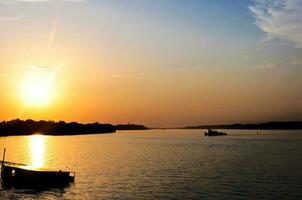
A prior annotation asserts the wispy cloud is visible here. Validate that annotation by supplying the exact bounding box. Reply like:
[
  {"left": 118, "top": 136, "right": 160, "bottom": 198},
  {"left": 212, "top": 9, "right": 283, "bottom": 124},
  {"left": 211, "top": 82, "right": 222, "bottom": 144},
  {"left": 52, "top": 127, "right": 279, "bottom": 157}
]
[
  {"left": 0, "top": 15, "right": 30, "bottom": 21},
  {"left": 0, "top": 73, "right": 8, "bottom": 78},
  {"left": 13, "top": 0, "right": 86, "bottom": 2},
  {"left": 14, "top": 0, "right": 50, "bottom": 2},
  {"left": 249, "top": 0, "right": 302, "bottom": 48},
  {"left": 112, "top": 73, "right": 145, "bottom": 78},
  {"left": 247, "top": 59, "right": 302, "bottom": 70},
  {"left": 32, "top": 65, "right": 50, "bottom": 70},
  {"left": 0, "top": 0, "right": 86, "bottom": 2},
  {"left": 291, "top": 60, "right": 301, "bottom": 65},
  {"left": 248, "top": 62, "right": 276, "bottom": 70}
]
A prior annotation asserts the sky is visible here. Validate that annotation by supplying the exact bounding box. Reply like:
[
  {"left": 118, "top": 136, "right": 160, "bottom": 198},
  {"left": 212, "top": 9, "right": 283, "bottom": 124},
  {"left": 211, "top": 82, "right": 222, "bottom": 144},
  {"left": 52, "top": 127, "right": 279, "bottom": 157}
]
[{"left": 0, "top": 0, "right": 301, "bottom": 127}]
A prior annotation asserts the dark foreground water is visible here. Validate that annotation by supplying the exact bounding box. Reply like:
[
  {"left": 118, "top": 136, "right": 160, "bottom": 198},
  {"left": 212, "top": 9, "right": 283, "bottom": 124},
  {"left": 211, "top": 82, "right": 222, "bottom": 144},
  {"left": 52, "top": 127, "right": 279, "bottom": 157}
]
[{"left": 0, "top": 129, "right": 301, "bottom": 199}]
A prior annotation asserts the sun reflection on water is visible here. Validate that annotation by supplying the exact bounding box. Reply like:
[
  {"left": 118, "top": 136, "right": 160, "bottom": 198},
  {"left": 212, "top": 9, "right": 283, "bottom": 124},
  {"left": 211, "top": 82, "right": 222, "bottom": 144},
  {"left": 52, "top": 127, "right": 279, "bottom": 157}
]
[{"left": 29, "top": 134, "right": 45, "bottom": 168}]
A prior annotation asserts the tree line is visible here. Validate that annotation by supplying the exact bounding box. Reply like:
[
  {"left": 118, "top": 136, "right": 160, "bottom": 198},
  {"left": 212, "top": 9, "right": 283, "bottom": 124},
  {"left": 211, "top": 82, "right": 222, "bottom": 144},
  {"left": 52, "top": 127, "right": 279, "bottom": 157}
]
[{"left": 0, "top": 119, "right": 116, "bottom": 136}]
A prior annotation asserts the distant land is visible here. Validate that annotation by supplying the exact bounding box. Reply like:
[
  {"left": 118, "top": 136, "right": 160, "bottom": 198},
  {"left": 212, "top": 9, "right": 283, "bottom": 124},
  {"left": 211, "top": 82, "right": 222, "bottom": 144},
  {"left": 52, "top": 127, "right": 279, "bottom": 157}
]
[
  {"left": 0, "top": 119, "right": 115, "bottom": 136},
  {"left": 115, "top": 123, "right": 149, "bottom": 130},
  {"left": 184, "top": 121, "right": 302, "bottom": 130},
  {"left": 0, "top": 119, "right": 151, "bottom": 136},
  {"left": 1, "top": 119, "right": 301, "bottom": 136}
]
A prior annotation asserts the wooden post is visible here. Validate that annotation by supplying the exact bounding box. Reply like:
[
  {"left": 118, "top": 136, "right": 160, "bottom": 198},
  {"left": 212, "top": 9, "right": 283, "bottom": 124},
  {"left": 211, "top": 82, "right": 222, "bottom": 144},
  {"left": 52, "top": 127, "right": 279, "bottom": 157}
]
[
  {"left": 1, "top": 148, "right": 6, "bottom": 178},
  {"left": 2, "top": 148, "right": 6, "bottom": 162}
]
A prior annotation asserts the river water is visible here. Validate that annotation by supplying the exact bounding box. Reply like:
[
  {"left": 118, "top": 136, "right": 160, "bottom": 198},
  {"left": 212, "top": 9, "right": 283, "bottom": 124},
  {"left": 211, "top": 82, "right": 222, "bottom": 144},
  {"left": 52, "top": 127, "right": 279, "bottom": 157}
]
[{"left": 0, "top": 129, "right": 301, "bottom": 199}]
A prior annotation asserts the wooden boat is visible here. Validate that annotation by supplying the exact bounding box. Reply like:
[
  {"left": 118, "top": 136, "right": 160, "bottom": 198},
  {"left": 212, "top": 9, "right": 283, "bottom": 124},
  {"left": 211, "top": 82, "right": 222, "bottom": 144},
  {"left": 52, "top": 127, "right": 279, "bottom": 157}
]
[
  {"left": 1, "top": 149, "right": 75, "bottom": 188},
  {"left": 204, "top": 129, "right": 227, "bottom": 136}
]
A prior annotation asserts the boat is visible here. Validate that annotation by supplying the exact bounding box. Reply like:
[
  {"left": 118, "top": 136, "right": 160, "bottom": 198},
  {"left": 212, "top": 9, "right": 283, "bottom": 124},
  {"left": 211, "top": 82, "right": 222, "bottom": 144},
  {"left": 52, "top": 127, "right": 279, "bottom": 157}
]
[
  {"left": 1, "top": 149, "right": 75, "bottom": 188},
  {"left": 204, "top": 129, "right": 227, "bottom": 136}
]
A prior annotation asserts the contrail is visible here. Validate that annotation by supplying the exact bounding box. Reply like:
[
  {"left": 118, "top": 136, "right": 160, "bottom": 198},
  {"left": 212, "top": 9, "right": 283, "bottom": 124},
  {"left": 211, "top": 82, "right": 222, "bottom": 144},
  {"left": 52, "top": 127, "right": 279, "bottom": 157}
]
[
  {"left": 0, "top": 15, "right": 30, "bottom": 21},
  {"left": 46, "top": 14, "right": 59, "bottom": 58},
  {"left": 46, "top": 0, "right": 62, "bottom": 59}
]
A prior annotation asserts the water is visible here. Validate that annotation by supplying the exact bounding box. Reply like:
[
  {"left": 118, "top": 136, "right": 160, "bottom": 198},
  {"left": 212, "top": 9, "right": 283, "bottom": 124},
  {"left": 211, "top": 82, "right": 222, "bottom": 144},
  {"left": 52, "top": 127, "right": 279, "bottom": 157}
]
[{"left": 0, "top": 129, "right": 301, "bottom": 199}]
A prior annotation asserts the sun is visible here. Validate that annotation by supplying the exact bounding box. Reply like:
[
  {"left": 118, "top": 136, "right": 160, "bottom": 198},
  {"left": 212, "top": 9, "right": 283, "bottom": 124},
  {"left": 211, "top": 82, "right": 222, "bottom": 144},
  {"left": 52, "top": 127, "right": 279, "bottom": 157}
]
[{"left": 20, "top": 68, "right": 56, "bottom": 107}]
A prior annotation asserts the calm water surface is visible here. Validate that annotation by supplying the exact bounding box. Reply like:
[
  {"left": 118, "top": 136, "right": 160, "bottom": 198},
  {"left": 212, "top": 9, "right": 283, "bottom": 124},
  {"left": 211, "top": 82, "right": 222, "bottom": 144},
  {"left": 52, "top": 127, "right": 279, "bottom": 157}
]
[{"left": 0, "top": 129, "right": 301, "bottom": 199}]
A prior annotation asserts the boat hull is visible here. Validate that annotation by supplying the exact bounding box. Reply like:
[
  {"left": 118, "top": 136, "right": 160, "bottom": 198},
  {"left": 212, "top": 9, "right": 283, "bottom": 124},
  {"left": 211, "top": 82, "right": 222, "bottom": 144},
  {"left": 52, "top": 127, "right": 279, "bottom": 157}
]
[{"left": 1, "top": 165, "right": 74, "bottom": 188}]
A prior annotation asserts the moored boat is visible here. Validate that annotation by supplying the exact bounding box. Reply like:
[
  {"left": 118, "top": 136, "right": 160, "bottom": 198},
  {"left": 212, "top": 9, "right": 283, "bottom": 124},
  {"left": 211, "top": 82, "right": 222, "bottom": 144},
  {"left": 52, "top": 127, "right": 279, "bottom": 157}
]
[{"left": 1, "top": 149, "right": 75, "bottom": 188}]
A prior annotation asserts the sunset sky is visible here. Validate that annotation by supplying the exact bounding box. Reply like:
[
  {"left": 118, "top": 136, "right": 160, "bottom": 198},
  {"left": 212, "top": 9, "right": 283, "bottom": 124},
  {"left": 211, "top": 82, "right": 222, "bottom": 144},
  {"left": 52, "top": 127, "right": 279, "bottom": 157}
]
[{"left": 0, "top": 0, "right": 301, "bottom": 127}]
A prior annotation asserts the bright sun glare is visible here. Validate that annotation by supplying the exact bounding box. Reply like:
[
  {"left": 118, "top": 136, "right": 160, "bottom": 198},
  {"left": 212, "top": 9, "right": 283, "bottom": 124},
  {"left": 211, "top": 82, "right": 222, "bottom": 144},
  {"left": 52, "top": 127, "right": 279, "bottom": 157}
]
[
  {"left": 30, "top": 134, "right": 45, "bottom": 168},
  {"left": 20, "top": 67, "right": 56, "bottom": 107}
]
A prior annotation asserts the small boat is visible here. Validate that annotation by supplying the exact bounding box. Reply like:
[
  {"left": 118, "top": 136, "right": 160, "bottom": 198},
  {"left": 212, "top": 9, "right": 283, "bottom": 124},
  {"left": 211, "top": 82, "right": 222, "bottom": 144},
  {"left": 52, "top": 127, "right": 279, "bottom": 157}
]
[
  {"left": 1, "top": 149, "right": 75, "bottom": 188},
  {"left": 204, "top": 129, "right": 227, "bottom": 136}
]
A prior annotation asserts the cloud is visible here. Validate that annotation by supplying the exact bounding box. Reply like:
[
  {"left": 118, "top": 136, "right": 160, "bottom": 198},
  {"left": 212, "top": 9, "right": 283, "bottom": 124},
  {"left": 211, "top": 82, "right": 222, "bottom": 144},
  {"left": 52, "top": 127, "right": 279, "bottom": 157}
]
[
  {"left": 291, "top": 60, "right": 301, "bottom": 65},
  {"left": 0, "top": 15, "right": 30, "bottom": 21},
  {"left": 0, "top": 73, "right": 8, "bottom": 78},
  {"left": 112, "top": 73, "right": 145, "bottom": 78},
  {"left": 14, "top": 0, "right": 50, "bottom": 1},
  {"left": 0, "top": 0, "right": 86, "bottom": 2},
  {"left": 249, "top": 62, "right": 276, "bottom": 70},
  {"left": 14, "top": 0, "right": 86, "bottom": 2},
  {"left": 249, "top": 0, "right": 302, "bottom": 48},
  {"left": 32, "top": 65, "right": 50, "bottom": 70}
]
